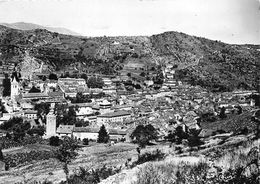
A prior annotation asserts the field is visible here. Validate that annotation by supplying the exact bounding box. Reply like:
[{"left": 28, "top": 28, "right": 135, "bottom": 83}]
[{"left": 0, "top": 143, "right": 140, "bottom": 184}]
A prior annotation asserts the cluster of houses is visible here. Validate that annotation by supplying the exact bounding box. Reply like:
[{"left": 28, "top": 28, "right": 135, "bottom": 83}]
[{"left": 0, "top": 62, "right": 259, "bottom": 142}]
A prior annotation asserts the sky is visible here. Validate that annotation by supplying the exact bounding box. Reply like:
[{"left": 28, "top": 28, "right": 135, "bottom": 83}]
[{"left": 0, "top": 0, "right": 259, "bottom": 44}]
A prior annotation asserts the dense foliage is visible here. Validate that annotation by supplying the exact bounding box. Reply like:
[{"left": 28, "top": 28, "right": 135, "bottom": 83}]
[
  {"left": 131, "top": 124, "right": 158, "bottom": 147},
  {"left": 97, "top": 125, "right": 109, "bottom": 143},
  {"left": 55, "top": 137, "right": 79, "bottom": 181}
]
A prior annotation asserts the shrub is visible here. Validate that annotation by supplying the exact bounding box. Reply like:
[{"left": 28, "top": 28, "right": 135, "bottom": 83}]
[
  {"left": 60, "top": 165, "right": 121, "bottom": 184},
  {"left": 133, "top": 149, "right": 165, "bottom": 166},
  {"left": 49, "top": 136, "right": 60, "bottom": 146},
  {"left": 82, "top": 138, "right": 89, "bottom": 145}
]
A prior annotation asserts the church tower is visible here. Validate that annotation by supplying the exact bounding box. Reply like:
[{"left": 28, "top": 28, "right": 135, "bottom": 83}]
[
  {"left": 46, "top": 103, "right": 57, "bottom": 138},
  {"left": 10, "top": 75, "right": 19, "bottom": 100}
]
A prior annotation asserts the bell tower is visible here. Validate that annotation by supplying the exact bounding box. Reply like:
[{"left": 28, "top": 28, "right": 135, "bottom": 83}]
[
  {"left": 46, "top": 103, "right": 57, "bottom": 138},
  {"left": 10, "top": 75, "right": 19, "bottom": 100}
]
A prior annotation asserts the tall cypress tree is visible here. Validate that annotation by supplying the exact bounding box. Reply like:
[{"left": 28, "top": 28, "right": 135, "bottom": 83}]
[
  {"left": 97, "top": 125, "right": 109, "bottom": 143},
  {"left": 0, "top": 148, "right": 4, "bottom": 161},
  {"left": 2, "top": 74, "right": 10, "bottom": 97}
]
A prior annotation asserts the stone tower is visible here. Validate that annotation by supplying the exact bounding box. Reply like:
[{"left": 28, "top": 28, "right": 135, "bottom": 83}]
[
  {"left": 10, "top": 75, "right": 19, "bottom": 100},
  {"left": 46, "top": 103, "right": 57, "bottom": 138}
]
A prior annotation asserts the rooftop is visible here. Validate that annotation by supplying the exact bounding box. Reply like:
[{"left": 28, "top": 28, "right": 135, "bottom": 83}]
[{"left": 98, "top": 110, "right": 131, "bottom": 118}]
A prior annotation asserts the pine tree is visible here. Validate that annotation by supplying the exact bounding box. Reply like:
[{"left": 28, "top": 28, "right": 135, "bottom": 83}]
[
  {"left": 219, "top": 107, "right": 227, "bottom": 119},
  {"left": 97, "top": 125, "right": 109, "bottom": 143}
]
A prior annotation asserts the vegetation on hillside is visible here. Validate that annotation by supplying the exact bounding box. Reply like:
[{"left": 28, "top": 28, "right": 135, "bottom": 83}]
[{"left": 0, "top": 26, "right": 259, "bottom": 92}]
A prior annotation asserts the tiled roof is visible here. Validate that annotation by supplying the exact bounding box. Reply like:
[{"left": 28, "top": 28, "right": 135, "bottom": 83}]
[
  {"left": 98, "top": 110, "right": 131, "bottom": 118},
  {"left": 24, "top": 110, "right": 37, "bottom": 114},
  {"left": 108, "top": 129, "right": 127, "bottom": 135},
  {"left": 73, "top": 127, "right": 99, "bottom": 133},
  {"left": 23, "top": 93, "right": 49, "bottom": 99}
]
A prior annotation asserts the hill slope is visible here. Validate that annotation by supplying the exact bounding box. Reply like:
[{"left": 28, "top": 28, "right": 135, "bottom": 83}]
[
  {"left": 0, "top": 26, "right": 259, "bottom": 92},
  {"left": 0, "top": 22, "right": 80, "bottom": 36}
]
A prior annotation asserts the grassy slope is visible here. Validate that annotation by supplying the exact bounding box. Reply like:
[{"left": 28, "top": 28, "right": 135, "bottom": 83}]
[{"left": 0, "top": 143, "right": 138, "bottom": 183}]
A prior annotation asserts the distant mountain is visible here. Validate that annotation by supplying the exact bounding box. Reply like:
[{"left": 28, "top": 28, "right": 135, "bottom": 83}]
[
  {"left": 0, "top": 22, "right": 80, "bottom": 36},
  {"left": 0, "top": 25, "right": 259, "bottom": 92}
]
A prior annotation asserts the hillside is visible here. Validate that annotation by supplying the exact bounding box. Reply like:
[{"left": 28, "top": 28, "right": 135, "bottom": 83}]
[
  {"left": 0, "top": 26, "right": 259, "bottom": 92},
  {"left": 0, "top": 22, "right": 80, "bottom": 36}
]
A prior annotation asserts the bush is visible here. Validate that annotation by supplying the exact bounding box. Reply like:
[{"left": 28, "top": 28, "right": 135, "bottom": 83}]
[
  {"left": 60, "top": 165, "right": 121, "bottom": 184},
  {"left": 49, "top": 136, "right": 60, "bottom": 146},
  {"left": 133, "top": 149, "right": 165, "bottom": 166},
  {"left": 82, "top": 138, "right": 89, "bottom": 145}
]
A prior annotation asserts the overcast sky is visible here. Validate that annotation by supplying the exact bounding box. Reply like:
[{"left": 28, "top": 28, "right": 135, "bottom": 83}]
[{"left": 0, "top": 0, "right": 259, "bottom": 44}]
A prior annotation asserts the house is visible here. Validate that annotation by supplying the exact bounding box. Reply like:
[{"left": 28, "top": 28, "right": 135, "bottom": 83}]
[
  {"left": 56, "top": 125, "right": 75, "bottom": 137},
  {"left": 24, "top": 110, "right": 38, "bottom": 120},
  {"left": 103, "top": 86, "right": 117, "bottom": 94},
  {"left": 58, "top": 78, "right": 86, "bottom": 86},
  {"left": 99, "top": 100, "right": 113, "bottom": 114},
  {"left": 97, "top": 110, "right": 131, "bottom": 127},
  {"left": 58, "top": 77, "right": 88, "bottom": 97},
  {"left": 108, "top": 128, "right": 127, "bottom": 142},
  {"left": 102, "top": 78, "right": 112, "bottom": 86},
  {"left": 72, "top": 127, "right": 99, "bottom": 141},
  {"left": 72, "top": 127, "right": 128, "bottom": 142}
]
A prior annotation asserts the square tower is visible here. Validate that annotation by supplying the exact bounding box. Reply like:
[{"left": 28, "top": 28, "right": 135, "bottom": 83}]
[{"left": 46, "top": 103, "right": 57, "bottom": 138}]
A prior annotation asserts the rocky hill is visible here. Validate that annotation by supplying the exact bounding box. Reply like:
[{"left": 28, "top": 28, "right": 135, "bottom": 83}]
[{"left": 0, "top": 25, "right": 259, "bottom": 92}]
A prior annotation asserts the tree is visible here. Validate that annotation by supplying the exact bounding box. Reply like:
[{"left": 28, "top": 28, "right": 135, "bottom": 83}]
[
  {"left": 56, "top": 137, "right": 79, "bottom": 182},
  {"left": 235, "top": 105, "right": 243, "bottom": 114},
  {"left": 75, "top": 120, "right": 89, "bottom": 127},
  {"left": 166, "top": 130, "right": 176, "bottom": 146},
  {"left": 187, "top": 128, "right": 203, "bottom": 148},
  {"left": 80, "top": 73, "right": 88, "bottom": 82},
  {"left": 87, "top": 77, "right": 104, "bottom": 88},
  {"left": 2, "top": 74, "right": 10, "bottom": 97},
  {"left": 140, "top": 72, "right": 145, "bottom": 77},
  {"left": 49, "top": 73, "right": 58, "bottom": 80},
  {"left": 0, "top": 117, "right": 23, "bottom": 130},
  {"left": 55, "top": 104, "right": 78, "bottom": 127},
  {"left": 219, "top": 107, "right": 227, "bottom": 119},
  {"left": 97, "top": 125, "right": 109, "bottom": 143},
  {"left": 130, "top": 124, "right": 158, "bottom": 148},
  {"left": 12, "top": 121, "right": 31, "bottom": 141},
  {"left": 83, "top": 138, "right": 89, "bottom": 145},
  {"left": 175, "top": 126, "right": 188, "bottom": 144},
  {"left": 0, "top": 148, "right": 3, "bottom": 161},
  {"left": 35, "top": 102, "right": 50, "bottom": 123},
  {"left": 27, "top": 126, "right": 45, "bottom": 136},
  {"left": 49, "top": 136, "right": 60, "bottom": 146}
]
